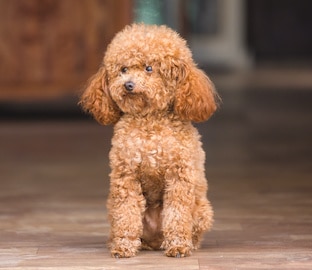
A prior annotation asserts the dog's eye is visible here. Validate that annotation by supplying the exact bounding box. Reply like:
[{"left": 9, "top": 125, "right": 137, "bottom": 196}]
[
  {"left": 145, "top": 66, "right": 153, "bottom": 73},
  {"left": 121, "top": 67, "right": 128, "bottom": 73}
]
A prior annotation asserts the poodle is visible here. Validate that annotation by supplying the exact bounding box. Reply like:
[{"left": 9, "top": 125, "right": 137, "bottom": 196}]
[{"left": 80, "top": 23, "right": 219, "bottom": 258}]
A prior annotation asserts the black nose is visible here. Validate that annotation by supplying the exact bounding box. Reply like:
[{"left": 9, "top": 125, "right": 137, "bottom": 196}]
[{"left": 124, "top": 81, "right": 135, "bottom": 91}]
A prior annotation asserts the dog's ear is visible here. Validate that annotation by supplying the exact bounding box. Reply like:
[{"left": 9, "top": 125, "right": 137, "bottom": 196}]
[
  {"left": 79, "top": 67, "right": 122, "bottom": 125},
  {"left": 174, "top": 63, "right": 219, "bottom": 122}
]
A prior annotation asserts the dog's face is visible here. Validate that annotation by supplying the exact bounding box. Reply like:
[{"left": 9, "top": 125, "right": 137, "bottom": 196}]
[
  {"left": 80, "top": 24, "right": 218, "bottom": 125},
  {"left": 103, "top": 24, "right": 191, "bottom": 117},
  {"left": 107, "top": 61, "right": 174, "bottom": 116}
]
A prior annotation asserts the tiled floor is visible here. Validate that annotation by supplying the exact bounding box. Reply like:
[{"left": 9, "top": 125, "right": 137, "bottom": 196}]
[{"left": 1, "top": 72, "right": 312, "bottom": 269}]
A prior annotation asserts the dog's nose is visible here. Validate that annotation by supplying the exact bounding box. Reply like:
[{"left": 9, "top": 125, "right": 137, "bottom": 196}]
[{"left": 124, "top": 81, "right": 135, "bottom": 91}]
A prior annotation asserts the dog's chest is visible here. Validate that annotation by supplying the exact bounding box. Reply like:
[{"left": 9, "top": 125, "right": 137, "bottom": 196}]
[
  {"left": 121, "top": 126, "right": 175, "bottom": 168},
  {"left": 112, "top": 118, "right": 191, "bottom": 171}
]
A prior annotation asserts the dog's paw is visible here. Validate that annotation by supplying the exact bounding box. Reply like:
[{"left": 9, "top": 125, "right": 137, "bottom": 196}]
[
  {"left": 111, "top": 249, "right": 136, "bottom": 258},
  {"left": 165, "top": 245, "right": 192, "bottom": 258},
  {"left": 161, "top": 238, "right": 193, "bottom": 257},
  {"left": 110, "top": 237, "right": 141, "bottom": 258}
]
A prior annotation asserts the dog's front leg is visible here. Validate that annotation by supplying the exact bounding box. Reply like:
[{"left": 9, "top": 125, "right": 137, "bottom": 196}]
[
  {"left": 161, "top": 166, "right": 195, "bottom": 257},
  {"left": 107, "top": 170, "right": 145, "bottom": 258}
]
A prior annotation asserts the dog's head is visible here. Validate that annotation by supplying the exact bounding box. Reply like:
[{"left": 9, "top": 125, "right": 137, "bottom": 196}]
[{"left": 80, "top": 24, "right": 219, "bottom": 125}]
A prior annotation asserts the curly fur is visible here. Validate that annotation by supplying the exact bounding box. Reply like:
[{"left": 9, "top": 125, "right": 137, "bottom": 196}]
[{"left": 80, "top": 24, "right": 219, "bottom": 258}]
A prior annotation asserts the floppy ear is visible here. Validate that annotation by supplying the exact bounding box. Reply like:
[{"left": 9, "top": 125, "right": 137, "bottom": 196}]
[
  {"left": 79, "top": 67, "right": 122, "bottom": 125},
  {"left": 174, "top": 64, "right": 219, "bottom": 122}
]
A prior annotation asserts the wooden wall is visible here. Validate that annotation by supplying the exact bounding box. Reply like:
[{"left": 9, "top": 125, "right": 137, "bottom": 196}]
[{"left": 0, "top": 0, "right": 132, "bottom": 101}]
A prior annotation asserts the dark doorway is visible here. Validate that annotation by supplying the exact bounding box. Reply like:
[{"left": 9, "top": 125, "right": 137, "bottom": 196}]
[{"left": 247, "top": 0, "right": 312, "bottom": 62}]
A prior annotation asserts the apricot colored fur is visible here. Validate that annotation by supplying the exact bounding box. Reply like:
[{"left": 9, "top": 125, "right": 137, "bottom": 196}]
[{"left": 80, "top": 24, "right": 219, "bottom": 258}]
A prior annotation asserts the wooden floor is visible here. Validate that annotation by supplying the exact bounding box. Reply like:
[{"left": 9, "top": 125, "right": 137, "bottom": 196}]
[{"left": 1, "top": 71, "right": 312, "bottom": 269}]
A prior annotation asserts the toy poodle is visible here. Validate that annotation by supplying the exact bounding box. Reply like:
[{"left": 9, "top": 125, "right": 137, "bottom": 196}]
[{"left": 80, "top": 23, "right": 219, "bottom": 258}]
